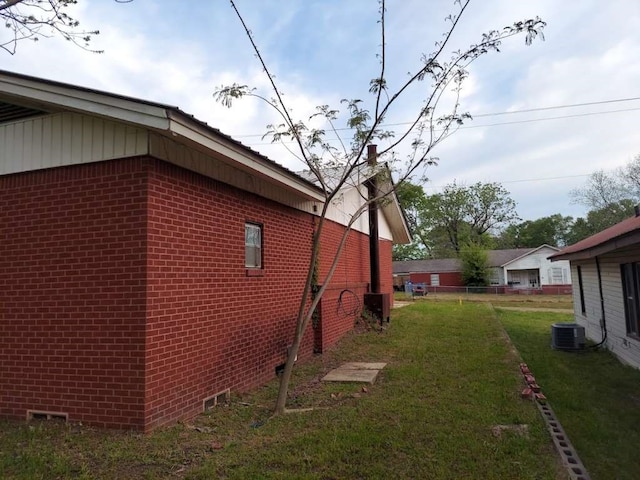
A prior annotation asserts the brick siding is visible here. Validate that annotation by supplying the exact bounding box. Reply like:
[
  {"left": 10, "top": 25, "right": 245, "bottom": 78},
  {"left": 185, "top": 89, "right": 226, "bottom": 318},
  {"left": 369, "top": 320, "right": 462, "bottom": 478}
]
[
  {"left": 1, "top": 157, "right": 394, "bottom": 431},
  {"left": 0, "top": 159, "right": 148, "bottom": 429},
  {"left": 143, "top": 160, "right": 315, "bottom": 430},
  {"left": 314, "top": 220, "right": 393, "bottom": 352},
  {"left": 410, "top": 272, "right": 464, "bottom": 286}
]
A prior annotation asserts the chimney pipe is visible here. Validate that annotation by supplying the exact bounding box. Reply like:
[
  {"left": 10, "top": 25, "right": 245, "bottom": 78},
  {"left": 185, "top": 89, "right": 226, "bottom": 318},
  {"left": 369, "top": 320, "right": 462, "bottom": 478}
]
[{"left": 367, "top": 144, "right": 380, "bottom": 293}]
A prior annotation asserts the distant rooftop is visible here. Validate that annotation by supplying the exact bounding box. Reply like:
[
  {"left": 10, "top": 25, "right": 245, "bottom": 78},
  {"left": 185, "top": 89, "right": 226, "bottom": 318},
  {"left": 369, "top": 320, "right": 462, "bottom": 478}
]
[{"left": 392, "top": 247, "right": 558, "bottom": 274}]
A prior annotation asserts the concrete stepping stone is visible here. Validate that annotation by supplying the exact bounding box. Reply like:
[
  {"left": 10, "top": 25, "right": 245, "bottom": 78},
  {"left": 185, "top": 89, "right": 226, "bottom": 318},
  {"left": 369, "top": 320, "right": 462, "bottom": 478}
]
[{"left": 322, "top": 362, "right": 387, "bottom": 384}]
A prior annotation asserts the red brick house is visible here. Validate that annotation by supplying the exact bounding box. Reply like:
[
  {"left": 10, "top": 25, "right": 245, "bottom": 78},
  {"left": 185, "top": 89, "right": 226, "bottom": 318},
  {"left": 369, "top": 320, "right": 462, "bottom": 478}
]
[
  {"left": 0, "top": 70, "right": 410, "bottom": 431},
  {"left": 393, "top": 246, "right": 572, "bottom": 294}
]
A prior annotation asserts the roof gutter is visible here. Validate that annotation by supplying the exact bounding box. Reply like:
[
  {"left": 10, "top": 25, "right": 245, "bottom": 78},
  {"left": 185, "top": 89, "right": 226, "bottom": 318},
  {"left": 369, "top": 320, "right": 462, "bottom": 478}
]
[{"left": 550, "top": 231, "right": 640, "bottom": 262}]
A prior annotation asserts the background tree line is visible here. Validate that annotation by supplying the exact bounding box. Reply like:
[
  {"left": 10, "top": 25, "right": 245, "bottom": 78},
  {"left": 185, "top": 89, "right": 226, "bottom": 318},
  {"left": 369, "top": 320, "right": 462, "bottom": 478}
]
[{"left": 394, "top": 154, "right": 640, "bottom": 261}]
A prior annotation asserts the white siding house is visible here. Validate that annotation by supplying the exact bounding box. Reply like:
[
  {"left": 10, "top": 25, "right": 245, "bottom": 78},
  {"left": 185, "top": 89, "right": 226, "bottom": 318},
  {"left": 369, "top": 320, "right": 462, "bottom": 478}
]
[
  {"left": 501, "top": 245, "right": 571, "bottom": 289},
  {"left": 550, "top": 214, "right": 640, "bottom": 369}
]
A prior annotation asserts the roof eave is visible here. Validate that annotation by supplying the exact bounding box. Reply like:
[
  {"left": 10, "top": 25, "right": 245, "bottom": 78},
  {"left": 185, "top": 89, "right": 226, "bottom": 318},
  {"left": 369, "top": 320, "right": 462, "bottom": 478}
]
[
  {"left": 550, "top": 230, "right": 640, "bottom": 262},
  {"left": 0, "top": 70, "right": 171, "bottom": 130},
  {"left": 167, "top": 113, "right": 324, "bottom": 201},
  {"left": 379, "top": 176, "right": 412, "bottom": 244},
  {"left": 0, "top": 69, "right": 325, "bottom": 202}
]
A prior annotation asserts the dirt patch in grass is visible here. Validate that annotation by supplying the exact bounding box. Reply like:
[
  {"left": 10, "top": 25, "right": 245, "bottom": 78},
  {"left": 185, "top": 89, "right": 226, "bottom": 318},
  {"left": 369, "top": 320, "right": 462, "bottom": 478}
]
[{"left": 491, "top": 424, "right": 530, "bottom": 438}]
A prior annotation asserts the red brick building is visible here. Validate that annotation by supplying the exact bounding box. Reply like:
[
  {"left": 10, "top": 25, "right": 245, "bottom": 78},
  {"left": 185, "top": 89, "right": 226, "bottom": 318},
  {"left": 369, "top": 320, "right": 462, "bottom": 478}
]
[
  {"left": 0, "top": 71, "right": 410, "bottom": 431},
  {"left": 393, "top": 246, "right": 572, "bottom": 294}
]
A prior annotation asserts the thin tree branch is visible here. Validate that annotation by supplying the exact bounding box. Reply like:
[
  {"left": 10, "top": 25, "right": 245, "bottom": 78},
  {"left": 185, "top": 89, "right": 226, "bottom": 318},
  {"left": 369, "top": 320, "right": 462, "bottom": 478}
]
[{"left": 0, "top": 0, "right": 23, "bottom": 12}]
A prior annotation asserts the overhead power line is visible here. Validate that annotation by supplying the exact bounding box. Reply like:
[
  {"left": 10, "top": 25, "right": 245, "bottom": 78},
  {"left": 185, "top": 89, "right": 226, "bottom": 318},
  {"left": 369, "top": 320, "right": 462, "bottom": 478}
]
[
  {"left": 472, "top": 96, "right": 640, "bottom": 118},
  {"left": 423, "top": 173, "right": 592, "bottom": 190},
  {"left": 230, "top": 95, "right": 640, "bottom": 141},
  {"left": 239, "top": 106, "right": 640, "bottom": 147},
  {"left": 456, "top": 107, "right": 640, "bottom": 130}
]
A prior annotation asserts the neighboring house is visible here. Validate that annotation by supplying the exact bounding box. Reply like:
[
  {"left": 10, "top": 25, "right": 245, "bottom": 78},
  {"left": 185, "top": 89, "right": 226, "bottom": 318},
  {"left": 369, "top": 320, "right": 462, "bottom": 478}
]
[
  {"left": 393, "top": 245, "right": 572, "bottom": 293},
  {"left": 393, "top": 258, "right": 463, "bottom": 289},
  {"left": 497, "top": 245, "right": 572, "bottom": 292},
  {"left": 0, "top": 70, "right": 410, "bottom": 431},
  {"left": 549, "top": 211, "right": 640, "bottom": 369}
]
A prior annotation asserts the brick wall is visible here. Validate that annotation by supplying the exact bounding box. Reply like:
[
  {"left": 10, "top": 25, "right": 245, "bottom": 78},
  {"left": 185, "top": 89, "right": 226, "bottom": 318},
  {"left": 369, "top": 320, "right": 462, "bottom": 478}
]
[
  {"left": 411, "top": 271, "right": 464, "bottom": 286},
  {"left": 379, "top": 239, "right": 393, "bottom": 297},
  {"left": 0, "top": 156, "right": 396, "bottom": 431},
  {"left": 314, "top": 220, "right": 393, "bottom": 352},
  {"left": 143, "top": 160, "right": 315, "bottom": 430},
  {"left": 0, "top": 159, "right": 148, "bottom": 429}
]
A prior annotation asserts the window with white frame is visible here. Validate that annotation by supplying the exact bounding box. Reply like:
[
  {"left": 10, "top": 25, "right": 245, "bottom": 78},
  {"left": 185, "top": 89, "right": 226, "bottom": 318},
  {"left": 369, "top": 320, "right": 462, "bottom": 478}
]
[{"left": 245, "top": 223, "right": 262, "bottom": 268}]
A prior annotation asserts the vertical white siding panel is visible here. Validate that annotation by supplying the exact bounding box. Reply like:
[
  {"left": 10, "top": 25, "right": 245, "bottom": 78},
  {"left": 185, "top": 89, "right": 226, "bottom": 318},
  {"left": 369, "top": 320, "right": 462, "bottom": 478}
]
[
  {"left": 573, "top": 249, "right": 640, "bottom": 369},
  {"left": 0, "top": 113, "right": 149, "bottom": 174},
  {"left": 22, "top": 121, "right": 33, "bottom": 170},
  {"left": 135, "top": 128, "right": 147, "bottom": 154},
  {"left": 574, "top": 262, "right": 602, "bottom": 342},
  {"left": 4, "top": 123, "right": 16, "bottom": 171},
  {"left": 0, "top": 125, "right": 5, "bottom": 174},
  {"left": 92, "top": 117, "right": 104, "bottom": 161},
  {"left": 32, "top": 117, "right": 43, "bottom": 169},
  {"left": 124, "top": 126, "right": 139, "bottom": 156},
  {"left": 81, "top": 115, "right": 93, "bottom": 161},
  {"left": 599, "top": 249, "right": 640, "bottom": 368},
  {"left": 112, "top": 123, "right": 126, "bottom": 158},
  {"left": 68, "top": 114, "right": 82, "bottom": 165},
  {"left": 14, "top": 123, "right": 24, "bottom": 169},
  {"left": 103, "top": 121, "right": 115, "bottom": 158},
  {"left": 50, "top": 115, "right": 63, "bottom": 166},
  {"left": 41, "top": 116, "right": 53, "bottom": 168}
]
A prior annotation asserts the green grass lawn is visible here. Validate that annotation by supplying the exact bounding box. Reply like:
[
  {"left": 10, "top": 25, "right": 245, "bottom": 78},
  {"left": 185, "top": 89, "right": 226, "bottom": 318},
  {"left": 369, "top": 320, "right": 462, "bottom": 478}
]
[
  {"left": 497, "top": 309, "right": 640, "bottom": 480},
  {"left": 1, "top": 302, "right": 562, "bottom": 479}
]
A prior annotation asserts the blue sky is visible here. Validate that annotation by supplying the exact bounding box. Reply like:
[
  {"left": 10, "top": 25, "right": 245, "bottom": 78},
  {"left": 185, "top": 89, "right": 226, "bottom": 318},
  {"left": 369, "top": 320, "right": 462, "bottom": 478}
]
[{"left": 3, "top": 0, "right": 640, "bottom": 221}]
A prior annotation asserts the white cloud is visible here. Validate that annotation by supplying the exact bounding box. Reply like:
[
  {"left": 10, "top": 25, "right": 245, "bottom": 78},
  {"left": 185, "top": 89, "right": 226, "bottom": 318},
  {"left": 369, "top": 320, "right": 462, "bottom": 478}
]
[{"left": 3, "top": 0, "right": 640, "bottom": 222}]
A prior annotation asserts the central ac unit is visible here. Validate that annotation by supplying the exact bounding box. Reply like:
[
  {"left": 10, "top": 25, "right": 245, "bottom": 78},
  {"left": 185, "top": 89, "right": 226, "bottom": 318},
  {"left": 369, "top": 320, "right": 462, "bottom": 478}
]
[{"left": 551, "top": 323, "right": 586, "bottom": 350}]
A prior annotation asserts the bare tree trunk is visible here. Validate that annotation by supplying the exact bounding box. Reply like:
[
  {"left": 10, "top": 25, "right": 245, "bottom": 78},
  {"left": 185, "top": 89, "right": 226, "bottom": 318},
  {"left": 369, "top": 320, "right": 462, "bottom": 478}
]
[
  {"left": 274, "top": 220, "right": 323, "bottom": 414},
  {"left": 274, "top": 208, "right": 362, "bottom": 414}
]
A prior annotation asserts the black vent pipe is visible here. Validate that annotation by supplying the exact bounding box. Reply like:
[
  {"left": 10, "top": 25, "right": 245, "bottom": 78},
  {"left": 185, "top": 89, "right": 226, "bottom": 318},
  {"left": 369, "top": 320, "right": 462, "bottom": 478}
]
[{"left": 367, "top": 144, "right": 380, "bottom": 294}]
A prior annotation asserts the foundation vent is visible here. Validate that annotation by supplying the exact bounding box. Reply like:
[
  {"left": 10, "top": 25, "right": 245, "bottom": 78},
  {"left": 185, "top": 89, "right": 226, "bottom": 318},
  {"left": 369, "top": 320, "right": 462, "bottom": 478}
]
[
  {"left": 203, "top": 389, "right": 230, "bottom": 411},
  {"left": 27, "top": 410, "right": 68, "bottom": 422}
]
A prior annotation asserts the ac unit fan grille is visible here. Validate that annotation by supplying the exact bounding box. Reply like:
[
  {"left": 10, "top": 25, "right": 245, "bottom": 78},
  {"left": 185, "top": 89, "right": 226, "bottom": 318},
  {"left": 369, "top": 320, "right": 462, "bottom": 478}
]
[{"left": 551, "top": 323, "right": 585, "bottom": 351}]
